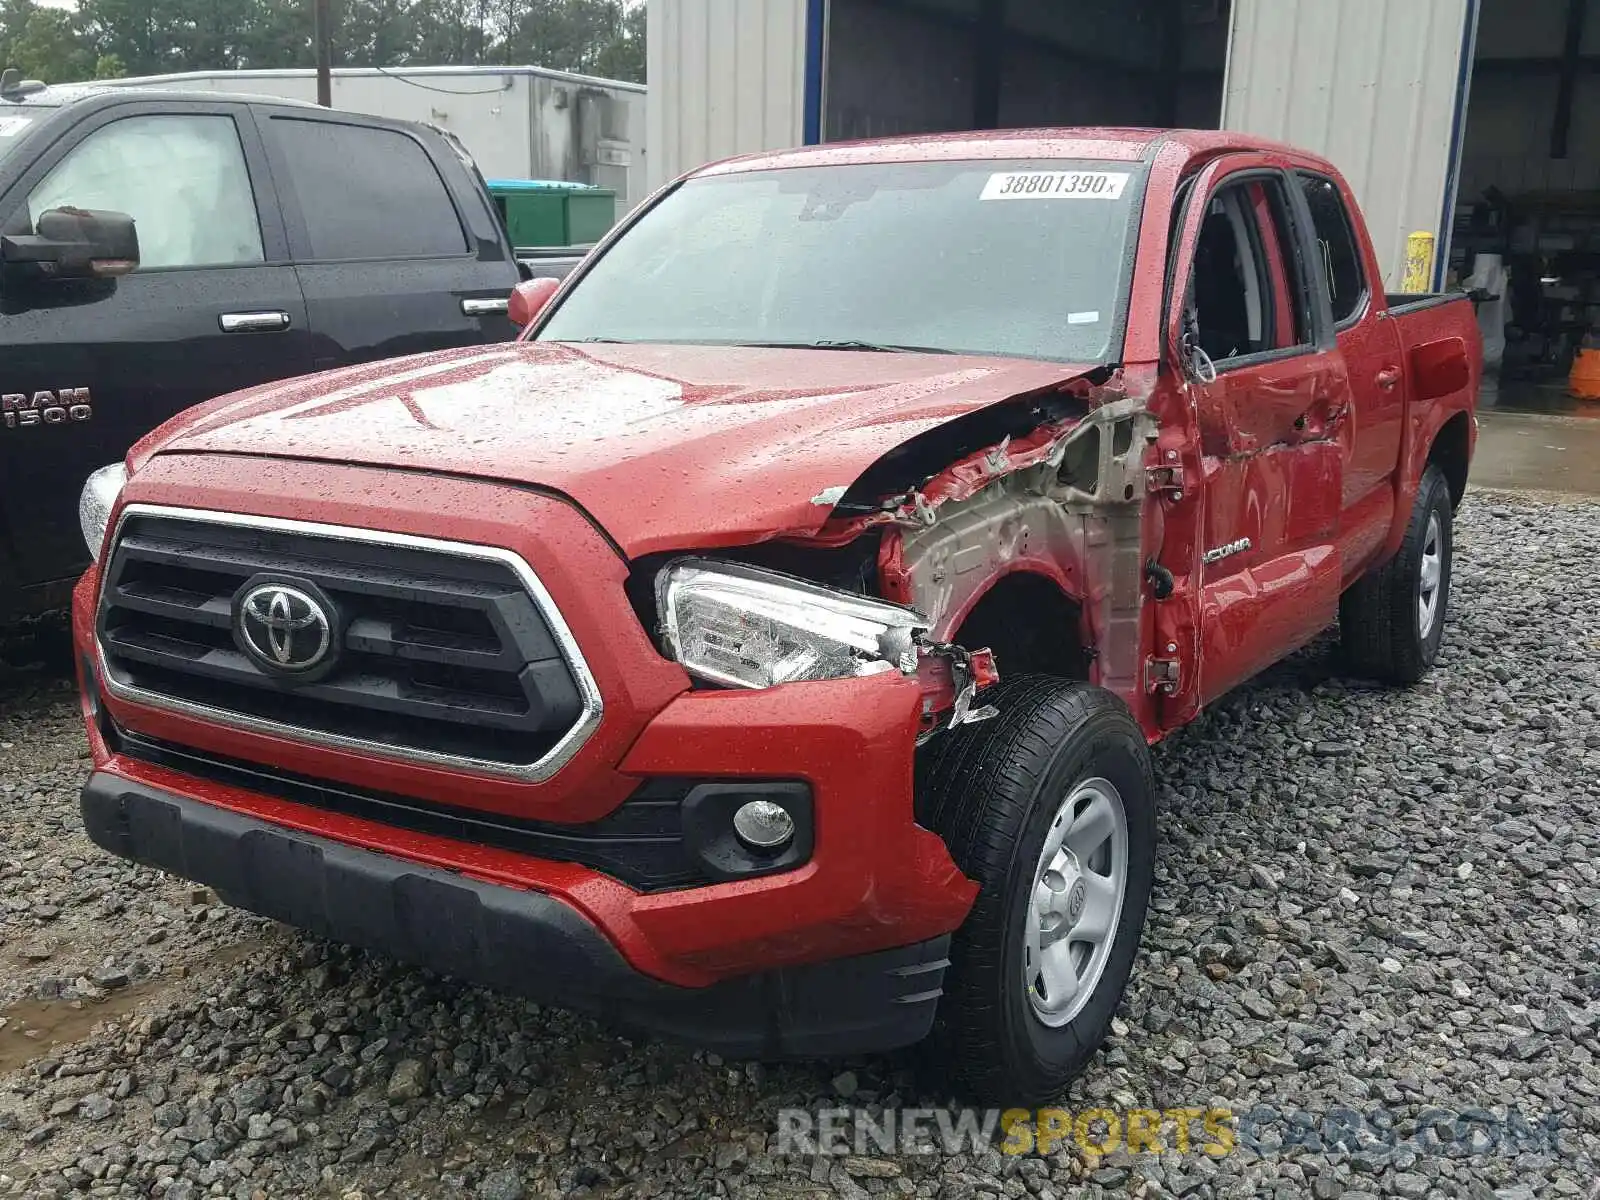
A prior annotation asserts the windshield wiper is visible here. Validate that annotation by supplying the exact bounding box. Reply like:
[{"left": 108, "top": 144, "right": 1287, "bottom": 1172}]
[{"left": 731, "top": 339, "right": 956, "bottom": 354}]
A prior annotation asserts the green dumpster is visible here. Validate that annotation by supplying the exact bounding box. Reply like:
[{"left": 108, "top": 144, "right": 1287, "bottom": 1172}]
[{"left": 486, "top": 178, "right": 618, "bottom": 250}]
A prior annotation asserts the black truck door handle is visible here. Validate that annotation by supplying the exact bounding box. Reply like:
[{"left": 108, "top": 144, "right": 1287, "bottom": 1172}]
[
  {"left": 461, "top": 297, "right": 509, "bottom": 316},
  {"left": 220, "top": 311, "right": 291, "bottom": 333}
]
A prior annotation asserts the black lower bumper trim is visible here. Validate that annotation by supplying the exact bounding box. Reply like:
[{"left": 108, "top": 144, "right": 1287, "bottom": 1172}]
[{"left": 80, "top": 772, "right": 949, "bottom": 1058}]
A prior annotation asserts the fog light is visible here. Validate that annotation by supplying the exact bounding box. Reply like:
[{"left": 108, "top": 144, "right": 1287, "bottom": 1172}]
[
  {"left": 732, "top": 800, "right": 795, "bottom": 850},
  {"left": 681, "top": 782, "right": 812, "bottom": 881}
]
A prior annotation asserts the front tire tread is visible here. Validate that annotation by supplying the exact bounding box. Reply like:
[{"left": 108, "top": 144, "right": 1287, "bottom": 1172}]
[{"left": 918, "top": 676, "right": 1154, "bottom": 1104}]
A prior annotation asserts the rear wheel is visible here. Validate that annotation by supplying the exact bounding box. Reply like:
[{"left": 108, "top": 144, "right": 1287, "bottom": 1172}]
[
  {"left": 917, "top": 677, "right": 1155, "bottom": 1104},
  {"left": 1339, "top": 463, "right": 1454, "bottom": 683}
]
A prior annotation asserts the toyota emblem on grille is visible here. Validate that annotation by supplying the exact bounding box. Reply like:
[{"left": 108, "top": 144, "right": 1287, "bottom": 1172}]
[{"left": 235, "top": 582, "right": 335, "bottom": 676}]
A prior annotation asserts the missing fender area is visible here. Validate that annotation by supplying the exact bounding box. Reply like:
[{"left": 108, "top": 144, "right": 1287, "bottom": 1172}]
[
  {"left": 815, "top": 370, "right": 1156, "bottom": 716},
  {"left": 625, "top": 370, "right": 1160, "bottom": 728}
]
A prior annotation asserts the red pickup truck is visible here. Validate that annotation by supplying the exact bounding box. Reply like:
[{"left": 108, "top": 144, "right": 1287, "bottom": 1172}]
[{"left": 71, "top": 129, "right": 1479, "bottom": 1103}]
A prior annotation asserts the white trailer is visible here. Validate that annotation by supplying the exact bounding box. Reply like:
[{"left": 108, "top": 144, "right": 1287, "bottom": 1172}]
[{"left": 108, "top": 65, "right": 647, "bottom": 209}]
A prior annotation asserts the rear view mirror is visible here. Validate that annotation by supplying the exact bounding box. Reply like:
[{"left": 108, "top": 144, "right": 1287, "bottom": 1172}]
[
  {"left": 1409, "top": 336, "right": 1471, "bottom": 402},
  {"left": 1, "top": 207, "right": 140, "bottom": 280},
  {"left": 509, "top": 277, "right": 560, "bottom": 329}
]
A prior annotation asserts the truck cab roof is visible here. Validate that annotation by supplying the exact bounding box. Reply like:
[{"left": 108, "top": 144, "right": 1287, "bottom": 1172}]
[
  {"left": 696, "top": 126, "right": 1328, "bottom": 178},
  {"left": 0, "top": 84, "right": 426, "bottom": 178},
  {"left": 1, "top": 82, "right": 327, "bottom": 114}
]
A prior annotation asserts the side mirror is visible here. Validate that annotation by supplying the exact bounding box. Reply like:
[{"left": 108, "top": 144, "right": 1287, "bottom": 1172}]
[
  {"left": 508, "top": 277, "right": 560, "bottom": 329},
  {"left": 1409, "top": 336, "right": 1471, "bottom": 402},
  {"left": 0, "top": 207, "right": 140, "bottom": 280}
]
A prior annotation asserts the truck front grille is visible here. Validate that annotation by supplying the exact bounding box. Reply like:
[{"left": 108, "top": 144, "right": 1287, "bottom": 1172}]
[{"left": 96, "top": 507, "right": 601, "bottom": 781}]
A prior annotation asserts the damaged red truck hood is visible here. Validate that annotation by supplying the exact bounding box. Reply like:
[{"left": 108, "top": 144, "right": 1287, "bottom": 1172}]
[{"left": 145, "top": 341, "right": 1094, "bottom": 556}]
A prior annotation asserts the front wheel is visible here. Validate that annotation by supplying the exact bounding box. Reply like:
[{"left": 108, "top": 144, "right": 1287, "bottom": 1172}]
[
  {"left": 1340, "top": 463, "right": 1454, "bottom": 684},
  {"left": 917, "top": 677, "right": 1155, "bottom": 1104}
]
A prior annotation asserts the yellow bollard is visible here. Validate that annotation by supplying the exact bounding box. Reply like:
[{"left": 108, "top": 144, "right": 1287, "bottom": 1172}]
[{"left": 1401, "top": 231, "right": 1436, "bottom": 294}]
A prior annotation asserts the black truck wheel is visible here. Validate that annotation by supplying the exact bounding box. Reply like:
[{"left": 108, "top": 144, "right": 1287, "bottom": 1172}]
[
  {"left": 1339, "top": 463, "right": 1454, "bottom": 684},
  {"left": 917, "top": 676, "right": 1155, "bottom": 1104}
]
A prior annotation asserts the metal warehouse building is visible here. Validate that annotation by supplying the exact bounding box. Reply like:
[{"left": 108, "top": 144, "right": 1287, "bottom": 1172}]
[{"left": 647, "top": 0, "right": 1600, "bottom": 374}]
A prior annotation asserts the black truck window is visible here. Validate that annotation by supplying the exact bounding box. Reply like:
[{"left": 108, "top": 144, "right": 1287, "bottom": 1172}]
[
  {"left": 1298, "top": 174, "right": 1367, "bottom": 325},
  {"left": 27, "top": 114, "right": 263, "bottom": 269},
  {"left": 1189, "top": 186, "right": 1271, "bottom": 362},
  {"left": 268, "top": 117, "right": 467, "bottom": 260}
]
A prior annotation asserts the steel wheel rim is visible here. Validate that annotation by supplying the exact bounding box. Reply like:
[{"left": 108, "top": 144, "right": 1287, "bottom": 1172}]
[
  {"left": 1024, "top": 777, "right": 1129, "bottom": 1027},
  {"left": 1418, "top": 512, "right": 1443, "bottom": 639}
]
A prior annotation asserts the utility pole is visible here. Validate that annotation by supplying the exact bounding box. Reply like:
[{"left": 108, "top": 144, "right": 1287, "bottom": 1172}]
[{"left": 314, "top": 0, "right": 332, "bottom": 107}]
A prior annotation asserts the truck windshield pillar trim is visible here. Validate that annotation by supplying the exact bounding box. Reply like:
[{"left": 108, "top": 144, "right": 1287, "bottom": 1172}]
[{"left": 94, "top": 504, "right": 604, "bottom": 783}]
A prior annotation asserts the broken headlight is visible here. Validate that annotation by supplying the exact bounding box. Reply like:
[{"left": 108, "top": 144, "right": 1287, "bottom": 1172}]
[
  {"left": 657, "top": 559, "right": 929, "bottom": 689},
  {"left": 78, "top": 462, "right": 127, "bottom": 562}
]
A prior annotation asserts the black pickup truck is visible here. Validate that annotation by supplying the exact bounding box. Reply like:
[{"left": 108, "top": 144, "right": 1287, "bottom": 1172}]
[{"left": 0, "top": 79, "right": 525, "bottom": 622}]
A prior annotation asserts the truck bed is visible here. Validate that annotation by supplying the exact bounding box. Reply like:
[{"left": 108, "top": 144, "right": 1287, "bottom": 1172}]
[{"left": 516, "top": 245, "right": 591, "bottom": 281}]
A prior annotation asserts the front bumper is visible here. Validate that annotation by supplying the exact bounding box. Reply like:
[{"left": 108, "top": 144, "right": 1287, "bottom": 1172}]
[
  {"left": 73, "top": 455, "right": 976, "bottom": 1005},
  {"left": 81, "top": 772, "right": 952, "bottom": 1057}
]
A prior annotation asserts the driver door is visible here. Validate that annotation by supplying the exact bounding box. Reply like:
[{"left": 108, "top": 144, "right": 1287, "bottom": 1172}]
[
  {"left": 1165, "top": 158, "right": 1345, "bottom": 706},
  {"left": 0, "top": 99, "right": 311, "bottom": 591}
]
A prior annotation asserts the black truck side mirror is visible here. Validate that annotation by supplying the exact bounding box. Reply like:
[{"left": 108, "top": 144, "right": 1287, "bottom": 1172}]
[{"left": 1, "top": 207, "right": 140, "bottom": 281}]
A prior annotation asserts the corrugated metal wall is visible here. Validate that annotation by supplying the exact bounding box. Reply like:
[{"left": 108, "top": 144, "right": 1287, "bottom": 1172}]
[
  {"left": 645, "top": 0, "right": 810, "bottom": 191},
  {"left": 1222, "top": 0, "right": 1474, "bottom": 290}
]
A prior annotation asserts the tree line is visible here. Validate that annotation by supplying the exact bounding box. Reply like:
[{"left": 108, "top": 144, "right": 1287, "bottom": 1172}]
[{"left": 0, "top": 0, "right": 645, "bottom": 86}]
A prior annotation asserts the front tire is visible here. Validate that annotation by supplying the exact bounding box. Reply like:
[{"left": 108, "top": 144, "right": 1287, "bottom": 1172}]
[
  {"left": 917, "top": 677, "right": 1155, "bottom": 1104},
  {"left": 1339, "top": 463, "right": 1454, "bottom": 684}
]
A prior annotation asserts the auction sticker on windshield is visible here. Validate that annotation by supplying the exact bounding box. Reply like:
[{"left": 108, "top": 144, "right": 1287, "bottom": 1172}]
[
  {"left": 0, "top": 118, "right": 32, "bottom": 137},
  {"left": 981, "top": 171, "right": 1129, "bottom": 201}
]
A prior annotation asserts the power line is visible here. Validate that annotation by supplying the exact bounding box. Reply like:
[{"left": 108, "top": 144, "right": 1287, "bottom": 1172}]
[{"left": 370, "top": 65, "right": 511, "bottom": 95}]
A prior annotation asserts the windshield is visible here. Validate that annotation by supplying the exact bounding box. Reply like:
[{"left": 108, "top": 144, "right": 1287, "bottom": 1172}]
[
  {"left": 0, "top": 109, "right": 52, "bottom": 164},
  {"left": 538, "top": 158, "right": 1146, "bottom": 362}
]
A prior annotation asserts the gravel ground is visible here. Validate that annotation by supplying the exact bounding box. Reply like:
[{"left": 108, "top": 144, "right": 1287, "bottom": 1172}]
[{"left": 1, "top": 491, "right": 1597, "bottom": 1200}]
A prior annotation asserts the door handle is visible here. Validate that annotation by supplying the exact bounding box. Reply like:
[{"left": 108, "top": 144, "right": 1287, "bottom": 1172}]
[
  {"left": 461, "top": 297, "right": 509, "bottom": 316},
  {"left": 1375, "top": 366, "right": 1401, "bottom": 390},
  {"left": 220, "top": 310, "right": 291, "bottom": 333}
]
